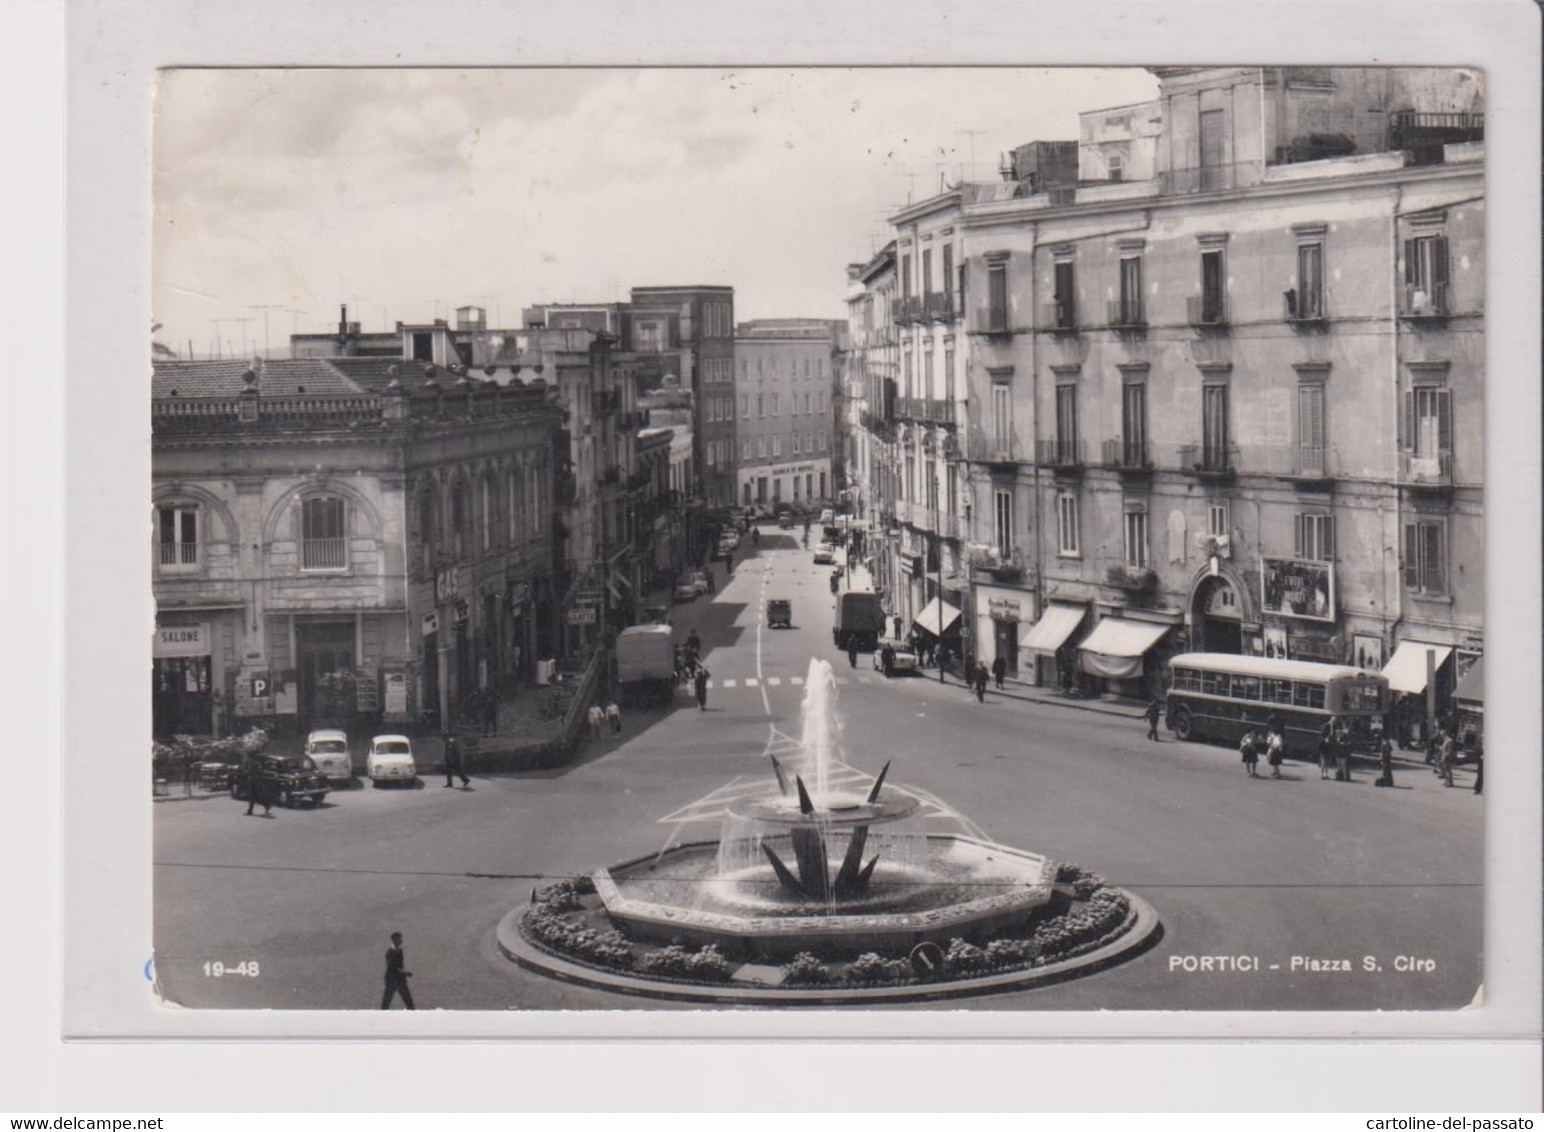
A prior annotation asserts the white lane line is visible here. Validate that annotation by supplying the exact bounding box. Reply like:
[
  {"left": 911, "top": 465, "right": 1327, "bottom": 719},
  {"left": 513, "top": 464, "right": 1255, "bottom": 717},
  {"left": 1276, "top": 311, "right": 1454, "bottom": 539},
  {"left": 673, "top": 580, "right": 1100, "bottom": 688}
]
[
  {"left": 744, "top": 677, "right": 759, "bottom": 688},
  {"left": 754, "top": 564, "right": 770, "bottom": 714},
  {"left": 766, "top": 677, "right": 782, "bottom": 687},
  {"left": 789, "top": 676, "right": 804, "bottom": 686},
  {"left": 722, "top": 679, "right": 737, "bottom": 688},
  {"left": 836, "top": 677, "right": 850, "bottom": 686}
]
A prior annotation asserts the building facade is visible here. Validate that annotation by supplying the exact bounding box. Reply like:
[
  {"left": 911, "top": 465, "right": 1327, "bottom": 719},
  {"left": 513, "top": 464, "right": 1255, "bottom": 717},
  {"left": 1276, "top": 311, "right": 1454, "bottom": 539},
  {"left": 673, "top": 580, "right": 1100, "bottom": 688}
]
[
  {"left": 153, "top": 357, "right": 563, "bottom": 738},
  {"left": 732, "top": 319, "right": 842, "bottom": 508}
]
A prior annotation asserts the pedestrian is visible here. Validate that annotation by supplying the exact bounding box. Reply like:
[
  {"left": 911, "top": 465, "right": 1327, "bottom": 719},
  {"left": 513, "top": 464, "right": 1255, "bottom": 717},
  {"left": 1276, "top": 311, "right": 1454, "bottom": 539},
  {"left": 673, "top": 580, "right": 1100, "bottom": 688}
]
[
  {"left": 380, "top": 931, "right": 415, "bottom": 1010},
  {"left": 587, "top": 703, "right": 604, "bottom": 740},
  {"left": 1240, "top": 730, "right": 1259, "bottom": 777},
  {"left": 244, "top": 760, "right": 274, "bottom": 817},
  {"left": 973, "top": 662, "right": 988, "bottom": 703},
  {"left": 882, "top": 643, "right": 895, "bottom": 678},
  {"left": 687, "top": 629, "right": 701, "bottom": 656},
  {"left": 1318, "top": 721, "right": 1335, "bottom": 781},
  {"left": 482, "top": 690, "right": 499, "bottom": 737},
  {"left": 1436, "top": 729, "right": 1455, "bottom": 788},
  {"left": 1472, "top": 741, "right": 1483, "bottom": 795},
  {"left": 606, "top": 699, "right": 622, "bottom": 737},
  {"left": 847, "top": 639, "right": 858, "bottom": 669},
  {"left": 442, "top": 733, "right": 470, "bottom": 788},
  {"left": 694, "top": 667, "right": 710, "bottom": 711},
  {"left": 1267, "top": 710, "right": 1285, "bottom": 746},
  {"left": 705, "top": 569, "right": 716, "bottom": 594},
  {"left": 1335, "top": 724, "right": 1352, "bottom": 783},
  {"left": 893, "top": 616, "right": 903, "bottom": 640},
  {"left": 992, "top": 654, "right": 1007, "bottom": 690},
  {"left": 1375, "top": 735, "right": 1395, "bottom": 788},
  {"left": 1265, "top": 729, "right": 1283, "bottom": 779},
  {"left": 1145, "top": 698, "right": 1163, "bottom": 742}
]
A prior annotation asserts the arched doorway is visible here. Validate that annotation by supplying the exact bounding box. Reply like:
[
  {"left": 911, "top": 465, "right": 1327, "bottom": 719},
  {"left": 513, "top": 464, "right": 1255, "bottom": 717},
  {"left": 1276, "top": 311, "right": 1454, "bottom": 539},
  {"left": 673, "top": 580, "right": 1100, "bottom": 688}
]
[{"left": 1193, "top": 574, "right": 1244, "bottom": 654}]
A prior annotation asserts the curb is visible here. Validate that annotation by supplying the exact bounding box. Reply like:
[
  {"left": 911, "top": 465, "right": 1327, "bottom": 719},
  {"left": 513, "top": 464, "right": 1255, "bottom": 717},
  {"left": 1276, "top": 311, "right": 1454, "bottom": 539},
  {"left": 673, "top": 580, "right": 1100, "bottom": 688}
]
[{"left": 495, "top": 891, "right": 1162, "bottom": 1006}]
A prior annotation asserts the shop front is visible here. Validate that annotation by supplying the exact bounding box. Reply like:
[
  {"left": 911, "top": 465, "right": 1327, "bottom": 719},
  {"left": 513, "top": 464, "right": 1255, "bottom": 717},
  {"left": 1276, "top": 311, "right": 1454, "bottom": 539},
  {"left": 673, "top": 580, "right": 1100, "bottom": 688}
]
[
  {"left": 1078, "top": 614, "right": 1177, "bottom": 700},
  {"left": 1021, "top": 601, "right": 1089, "bottom": 690},
  {"left": 912, "top": 594, "right": 962, "bottom": 658},
  {"left": 1453, "top": 655, "right": 1483, "bottom": 750},
  {"left": 971, "top": 583, "right": 1034, "bottom": 680},
  {"left": 153, "top": 620, "right": 215, "bottom": 737},
  {"left": 1382, "top": 639, "right": 1455, "bottom": 749}
]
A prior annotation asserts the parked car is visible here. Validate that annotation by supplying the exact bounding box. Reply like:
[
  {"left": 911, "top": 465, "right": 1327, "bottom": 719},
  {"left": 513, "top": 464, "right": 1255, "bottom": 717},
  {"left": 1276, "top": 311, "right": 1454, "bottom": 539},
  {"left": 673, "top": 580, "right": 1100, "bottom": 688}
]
[
  {"left": 778, "top": 512, "right": 794, "bottom": 530},
  {"left": 303, "top": 729, "right": 354, "bottom": 784},
  {"left": 872, "top": 636, "right": 921, "bottom": 676},
  {"left": 688, "top": 570, "right": 712, "bottom": 595},
  {"left": 767, "top": 598, "right": 792, "bottom": 629},
  {"left": 367, "top": 735, "right": 418, "bottom": 786},
  {"left": 231, "top": 752, "right": 331, "bottom": 807},
  {"left": 812, "top": 544, "right": 836, "bottom": 566},
  {"left": 673, "top": 580, "right": 699, "bottom": 603}
]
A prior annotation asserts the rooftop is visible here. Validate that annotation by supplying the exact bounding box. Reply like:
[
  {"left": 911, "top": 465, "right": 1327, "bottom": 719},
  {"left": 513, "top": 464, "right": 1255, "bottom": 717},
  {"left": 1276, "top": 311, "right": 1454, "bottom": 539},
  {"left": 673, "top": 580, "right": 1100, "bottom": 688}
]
[{"left": 152, "top": 358, "right": 368, "bottom": 400}]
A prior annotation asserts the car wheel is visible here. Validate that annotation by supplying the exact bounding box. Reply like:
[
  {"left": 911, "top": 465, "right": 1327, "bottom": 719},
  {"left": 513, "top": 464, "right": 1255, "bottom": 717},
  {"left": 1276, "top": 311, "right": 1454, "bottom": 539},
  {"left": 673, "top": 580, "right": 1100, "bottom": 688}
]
[{"left": 1171, "top": 705, "right": 1194, "bottom": 741}]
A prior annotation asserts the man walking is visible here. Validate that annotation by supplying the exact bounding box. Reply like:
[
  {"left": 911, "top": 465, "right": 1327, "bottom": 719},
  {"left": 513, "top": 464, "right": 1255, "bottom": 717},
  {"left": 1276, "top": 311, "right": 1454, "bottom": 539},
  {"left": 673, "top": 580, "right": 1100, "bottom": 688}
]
[
  {"left": 1145, "top": 698, "right": 1163, "bottom": 742},
  {"left": 694, "top": 666, "right": 711, "bottom": 711},
  {"left": 244, "top": 758, "right": 273, "bottom": 817},
  {"left": 972, "top": 662, "right": 988, "bottom": 703},
  {"left": 1375, "top": 734, "right": 1395, "bottom": 788},
  {"left": 847, "top": 639, "right": 858, "bottom": 669},
  {"left": 380, "top": 931, "right": 415, "bottom": 1010},
  {"left": 992, "top": 654, "right": 1007, "bottom": 691},
  {"left": 1472, "top": 741, "right": 1483, "bottom": 795},
  {"left": 606, "top": 699, "right": 622, "bottom": 737},
  {"left": 443, "top": 733, "right": 469, "bottom": 789},
  {"left": 587, "top": 703, "right": 604, "bottom": 740}
]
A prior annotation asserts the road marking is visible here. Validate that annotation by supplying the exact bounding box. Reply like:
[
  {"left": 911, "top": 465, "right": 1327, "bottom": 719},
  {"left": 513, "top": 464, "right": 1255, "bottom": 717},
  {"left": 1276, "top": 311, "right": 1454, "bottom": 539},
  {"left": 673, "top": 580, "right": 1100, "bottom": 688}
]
[
  {"left": 766, "top": 677, "right": 782, "bottom": 686},
  {"left": 836, "top": 677, "right": 850, "bottom": 686},
  {"left": 744, "top": 677, "right": 759, "bottom": 687},
  {"left": 722, "top": 679, "right": 737, "bottom": 688},
  {"left": 789, "top": 676, "right": 803, "bottom": 686}
]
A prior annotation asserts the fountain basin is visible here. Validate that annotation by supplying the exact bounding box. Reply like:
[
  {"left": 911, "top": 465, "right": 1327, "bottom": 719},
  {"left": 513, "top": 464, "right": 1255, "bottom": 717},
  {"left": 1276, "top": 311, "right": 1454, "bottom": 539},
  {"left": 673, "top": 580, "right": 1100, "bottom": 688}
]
[{"left": 596, "top": 835, "right": 1055, "bottom": 958}]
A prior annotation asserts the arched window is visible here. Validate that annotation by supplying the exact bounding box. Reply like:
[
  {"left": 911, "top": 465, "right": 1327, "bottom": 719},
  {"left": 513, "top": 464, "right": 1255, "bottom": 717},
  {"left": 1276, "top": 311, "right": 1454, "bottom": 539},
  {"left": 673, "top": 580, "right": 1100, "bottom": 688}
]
[
  {"left": 302, "top": 496, "right": 347, "bottom": 570},
  {"left": 450, "top": 479, "right": 471, "bottom": 559},
  {"left": 157, "top": 502, "right": 200, "bottom": 570}
]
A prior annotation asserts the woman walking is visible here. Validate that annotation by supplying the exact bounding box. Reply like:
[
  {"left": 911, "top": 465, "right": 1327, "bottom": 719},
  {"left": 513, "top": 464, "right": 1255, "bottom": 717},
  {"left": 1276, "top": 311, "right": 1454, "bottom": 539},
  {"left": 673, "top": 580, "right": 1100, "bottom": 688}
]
[
  {"left": 1317, "top": 720, "right": 1335, "bottom": 781},
  {"left": 1240, "top": 729, "right": 1259, "bottom": 777},
  {"left": 1375, "top": 735, "right": 1395, "bottom": 787},
  {"left": 1265, "top": 728, "right": 1284, "bottom": 779}
]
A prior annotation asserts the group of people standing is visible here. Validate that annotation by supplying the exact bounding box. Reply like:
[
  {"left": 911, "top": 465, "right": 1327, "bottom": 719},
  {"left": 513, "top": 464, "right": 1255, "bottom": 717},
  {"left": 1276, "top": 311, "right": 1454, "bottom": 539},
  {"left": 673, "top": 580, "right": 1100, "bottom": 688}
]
[{"left": 1238, "top": 720, "right": 1288, "bottom": 779}]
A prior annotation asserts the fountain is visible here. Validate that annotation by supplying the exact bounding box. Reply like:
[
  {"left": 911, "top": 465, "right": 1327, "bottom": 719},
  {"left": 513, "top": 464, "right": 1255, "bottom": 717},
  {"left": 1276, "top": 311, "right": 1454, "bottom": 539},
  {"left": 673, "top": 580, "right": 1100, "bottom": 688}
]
[{"left": 503, "top": 657, "right": 1159, "bottom": 1002}]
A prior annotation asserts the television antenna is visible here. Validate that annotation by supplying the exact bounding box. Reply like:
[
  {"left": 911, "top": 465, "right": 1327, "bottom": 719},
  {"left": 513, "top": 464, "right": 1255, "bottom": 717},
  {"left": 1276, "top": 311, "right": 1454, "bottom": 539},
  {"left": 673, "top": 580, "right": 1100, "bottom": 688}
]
[{"left": 249, "top": 305, "right": 282, "bottom": 359}]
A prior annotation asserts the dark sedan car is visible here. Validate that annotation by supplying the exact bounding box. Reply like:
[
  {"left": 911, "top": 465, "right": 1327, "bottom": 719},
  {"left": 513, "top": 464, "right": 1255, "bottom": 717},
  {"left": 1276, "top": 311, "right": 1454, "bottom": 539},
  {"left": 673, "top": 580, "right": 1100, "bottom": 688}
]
[{"left": 231, "top": 753, "right": 331, "bottom": 808}]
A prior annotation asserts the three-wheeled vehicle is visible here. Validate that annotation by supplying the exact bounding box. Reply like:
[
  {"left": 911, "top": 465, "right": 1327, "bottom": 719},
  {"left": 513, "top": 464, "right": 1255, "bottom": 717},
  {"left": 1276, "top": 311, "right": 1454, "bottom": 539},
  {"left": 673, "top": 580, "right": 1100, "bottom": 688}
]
[{"left": 767, "top": 598, "right": 792, "bottom": 629}]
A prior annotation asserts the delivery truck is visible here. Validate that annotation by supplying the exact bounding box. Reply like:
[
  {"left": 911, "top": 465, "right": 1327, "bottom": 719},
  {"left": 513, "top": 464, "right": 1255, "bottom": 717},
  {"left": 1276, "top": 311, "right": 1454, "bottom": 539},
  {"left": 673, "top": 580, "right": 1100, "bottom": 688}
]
[
  {"left": 615, "top": 624, "right": 678, "bottom": 706},
  {"left": 833, "top": 582, "right": 885, "bottom": 652}
]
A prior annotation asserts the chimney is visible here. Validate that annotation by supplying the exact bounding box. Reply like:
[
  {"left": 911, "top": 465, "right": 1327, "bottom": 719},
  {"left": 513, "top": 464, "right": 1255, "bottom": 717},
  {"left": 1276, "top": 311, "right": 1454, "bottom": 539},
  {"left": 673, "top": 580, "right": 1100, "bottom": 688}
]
[{"left": 339, "top": 304, "right": 349, "bottom": 336}]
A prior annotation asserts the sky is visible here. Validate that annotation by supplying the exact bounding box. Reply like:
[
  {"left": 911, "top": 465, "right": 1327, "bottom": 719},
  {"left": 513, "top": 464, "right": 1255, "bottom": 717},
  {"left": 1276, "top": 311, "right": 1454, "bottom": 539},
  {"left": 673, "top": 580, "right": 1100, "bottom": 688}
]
[{"left": 153, "top": 68, "right": 1159, "bottom": 358}]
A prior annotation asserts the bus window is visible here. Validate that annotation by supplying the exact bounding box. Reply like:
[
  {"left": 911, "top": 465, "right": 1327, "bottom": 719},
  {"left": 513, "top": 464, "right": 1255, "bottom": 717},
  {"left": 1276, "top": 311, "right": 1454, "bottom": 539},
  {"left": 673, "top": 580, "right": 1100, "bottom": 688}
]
[
  {"left": 1292, "top": 682, "right": 1314, "bottom": 708},
  {"left": 1201, "top": 671, "right": 1228, "bottom": 697},
  {"left": 1272, "top": 679, "right": 1294, "bottom": 705},
  {"left": 1343, "top": 683, "right": 1381, "bottom": 713},
  {"left": 1232, "top": 675, "right": 1260, "bottom": 701},
  {"left": 1171, "top": 668, "right": 1198, "bottom": 693}
]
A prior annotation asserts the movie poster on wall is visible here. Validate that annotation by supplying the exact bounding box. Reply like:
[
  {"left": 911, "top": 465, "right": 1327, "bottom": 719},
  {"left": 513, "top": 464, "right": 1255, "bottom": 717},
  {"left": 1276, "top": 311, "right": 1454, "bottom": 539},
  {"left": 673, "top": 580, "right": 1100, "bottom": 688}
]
[{"left": 1260, "top": 557, "right": 1335, "bottom": 622}]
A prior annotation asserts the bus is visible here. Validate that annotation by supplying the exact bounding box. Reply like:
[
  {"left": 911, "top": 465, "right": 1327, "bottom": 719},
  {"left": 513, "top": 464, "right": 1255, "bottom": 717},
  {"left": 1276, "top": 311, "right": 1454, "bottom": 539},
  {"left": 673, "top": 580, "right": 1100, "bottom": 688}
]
[{"left": 1163, "top": 653, "right": 1389, "bottom": 756}]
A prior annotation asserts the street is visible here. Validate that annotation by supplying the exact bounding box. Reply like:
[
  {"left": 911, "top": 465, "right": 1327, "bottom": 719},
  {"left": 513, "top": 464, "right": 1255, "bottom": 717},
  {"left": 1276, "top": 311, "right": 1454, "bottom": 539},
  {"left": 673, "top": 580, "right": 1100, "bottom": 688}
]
[{"left": 153, "top": 527, "right": 1483, "bottom": 1012}]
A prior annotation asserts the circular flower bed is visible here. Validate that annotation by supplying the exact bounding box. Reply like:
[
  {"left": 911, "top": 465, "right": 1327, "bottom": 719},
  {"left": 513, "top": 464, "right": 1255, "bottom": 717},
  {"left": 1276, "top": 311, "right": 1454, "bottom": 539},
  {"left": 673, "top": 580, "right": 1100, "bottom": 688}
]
[{"left": 517, "top": 863, "right": 1140, "bottom": 992}]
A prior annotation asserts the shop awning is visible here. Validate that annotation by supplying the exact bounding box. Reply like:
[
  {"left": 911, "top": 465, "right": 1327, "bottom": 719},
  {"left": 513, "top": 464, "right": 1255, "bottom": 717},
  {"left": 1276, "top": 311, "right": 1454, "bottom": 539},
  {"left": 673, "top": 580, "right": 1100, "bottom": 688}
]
[
  {"left": 1454, "top": 657, "right": 1484, "bottom": 707},
  {"left": 1079, "top": 617, "right": 1171, "bottom": 680},
  {"left": 1382, "top": 640, "right": 1453, "bottom": 695},
  {"left": 1022, "top": 602, "right": 1087, "bottom": 653},
  {"left": 913, "top": 596, "right": 961, "bottom": 636}
]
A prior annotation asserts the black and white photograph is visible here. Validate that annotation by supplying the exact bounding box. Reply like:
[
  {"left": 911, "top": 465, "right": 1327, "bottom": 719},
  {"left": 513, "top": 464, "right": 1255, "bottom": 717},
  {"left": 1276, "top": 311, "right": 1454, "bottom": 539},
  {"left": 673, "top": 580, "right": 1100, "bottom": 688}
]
[{"left": 142, "top": 62, "right": 1496, "bottom": 1016}]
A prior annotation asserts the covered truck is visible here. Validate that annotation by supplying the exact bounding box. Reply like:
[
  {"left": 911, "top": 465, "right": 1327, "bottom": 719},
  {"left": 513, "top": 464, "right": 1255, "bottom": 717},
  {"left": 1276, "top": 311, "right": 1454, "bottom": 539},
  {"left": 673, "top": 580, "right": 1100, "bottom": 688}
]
[
  {"left": 615, "top": 624, "right": 678, "bottom": 706},
  {"left": 833, "top": 577, "right": 885, "bottom": 652}
]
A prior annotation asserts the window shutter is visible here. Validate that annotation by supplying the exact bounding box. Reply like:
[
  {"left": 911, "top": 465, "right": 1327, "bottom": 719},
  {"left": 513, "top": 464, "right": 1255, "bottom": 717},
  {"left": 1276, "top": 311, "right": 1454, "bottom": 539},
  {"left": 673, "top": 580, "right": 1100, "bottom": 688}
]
[
  {"left": 1398, "top": 391, "right": 1413, "bottom": 451},
  {"left": 1436, "top": 389, "right": 1452, "bottom": 452},
  {"left": 1402, "top": 239, "right": 1415, "bottom": 286},
  {"left": 1434, "top": 235, "right": 1450, "bottom": 287},
  {"left": 1402, "top": 522, "right": 1419, "bottom": 588},
  {"left": 1293, "top": 513, "right": 1304, "bottom": 559},
  {"left": 1425, "top": 522, "right": 1445, "bottom": 593},
  {"left": 1326, "top": 516, "right": 1336, "bottom": 561}
]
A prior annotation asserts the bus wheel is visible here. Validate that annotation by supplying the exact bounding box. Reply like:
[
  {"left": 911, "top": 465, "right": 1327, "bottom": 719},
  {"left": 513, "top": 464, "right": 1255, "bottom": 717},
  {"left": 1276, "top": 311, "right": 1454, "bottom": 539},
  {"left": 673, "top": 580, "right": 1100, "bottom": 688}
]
[{"left": 1171, "top": 705, "right": 1193, "bottom": 741}]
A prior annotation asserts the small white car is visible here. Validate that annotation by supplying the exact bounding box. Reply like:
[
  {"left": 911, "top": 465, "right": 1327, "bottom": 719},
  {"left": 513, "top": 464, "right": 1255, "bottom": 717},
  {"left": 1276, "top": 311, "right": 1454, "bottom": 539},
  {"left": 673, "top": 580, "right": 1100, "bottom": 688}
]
[
  {"left": 673, "top": 581, "right": 699, "bottom": 603},
  {"left": 812, "top": 544, "right": 836, "bottom": 566},
  {"left": 688, "top": 571, "right": 712, "bottom": 595},
  {"left": 367, "top": 735, "right": 417, "bottom": 786},
  {"left": 872, "top": 637, "right": 921, "bottom": 675},
  {"left": 304, "top": 729, "right": 354, "bottom": 784}
]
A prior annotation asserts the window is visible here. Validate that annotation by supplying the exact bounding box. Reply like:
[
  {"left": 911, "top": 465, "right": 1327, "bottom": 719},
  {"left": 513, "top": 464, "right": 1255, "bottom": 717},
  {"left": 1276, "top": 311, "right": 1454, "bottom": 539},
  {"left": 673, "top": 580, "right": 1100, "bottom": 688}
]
[
  {"left": 757, "top": 394, "right": 764, "bottom": 418},
  {"left": 302, "top": 496, "right": 347, "bottom": 569},
  {"left": 757, "top": 436, "right": 766, "bottom": 458},
  {"left": 817, "top": 358, "right": 824, "bottom": 378},
  {"left": 1298, "top": 383, "right": 1326, "bottom": 474},
  {"left": 992, "top": 383, "right": 1012, "bottom": 456},
  {"left": 1123, "top": 508, "right": 1149, "bottom": 568},
  {"left": 1403, "top": 234, "right": 1449, "bottom": 312},
  {"left": 994, "top": 489, "right": 1014, "bottom": 556},
  {"left": 792, "top": 433, "right": 801, "bottom": 455},
  {"left": 1404, "top": 518, "right": 1447, "bottom": 595},
  {"left": 804, "top": 392, "right": 812, "bottom": 415},
  {"left": 771, "top": 393, "right": 779, "bottom": 417},
  {"left": 941, "top": 245, "right": 954, "bottom": 300},
  {"left": 742, "top": 437, "right": 752, "bottom": 461},
  {"left": 1057, "top": 493, "right": 1080, "bottom": 556},
  {"left": 411, "top": 332, "right": 433, "bottom": 362},
  {"left": 1055, "top": 384, "right": 1077, "bottom": 461},
  {"left": 1207, "top": 502, "right": 1229, "bottom": 540},
  {"left": 772, "top": 435, "right": 781, "bottom": 458},
  {"left": 1200, "top": 249, "right": 1225, "bottom": 322},
  {"left": 1232, "top": 675, "right": 1261, "bottom": 702},
  {"left": 1118, "top": 256, "right": 1143, "bottom": 323},
  {"left": 741, "top": 358, "right": 748, "bottom": 379},
  {"left": 922, "top": 249, "right": 933, "bottom": 296},
  {"left": 924, "top": 350, "right": 934, "bottom": 397},
  {"left": 925, "top": 459, "right": 939, "bottom": 511},
  {"left": 944, "top": 347, "right": 956, "bottom": 402},
  {"left": 706, "top": 442, "right": 716, "bottom": 468},
  {"left": 1202, "top": 384, "right": 1230, "bottom": 469},
  {"left": 530, "top": 466, "right": 543, "bottom": 533},
  {"left": 1121, "top": 382, "right": 1147, "bottom": 465},
  {"left": 1292, "top": 682, "right": 1326, "bottom": 710},
  {"left": 158, "top": 505, "right": 199, "bottom": 568},
  {"left": 480, "top": 477, "right": 493, "bottom": 551},
  {"left": 1053, "top": 260, "right": 1075, "bottom": 326},
  {"left": 1403, "top": 386, "right": 1453, "bottom": 457},
  {"left": 818, "top": 431, "right": 827, "bottom": 452},
  {"left": 741, "top": 393, "right": 750, "bottom": 419},
  {"left": 987, "top": 262, "right": 1009, "bottom": 332},
  {"left": 817, "top": 390, "right": 825, "bottom": 413},
  {"left": 1201, "top": 671, "right": 1229, "bottom": 698},
  {"left": 901, "top": 256, "right": 912, "bottom": 298},
  {"left": 1295, "top": 513, "right": 1335, "bottom": 563},
  {"left": 903, "top": 351, "right": 913, "bottom": 398},
  {"left": 1108, "top": 153, "right": 1124, "bottom": 182},
  {"left": 1295, "top": 243, "right": 1324, "bottom": 318},
  {"left": 803, "top": 358, "right": 810, "bottom": 379}
]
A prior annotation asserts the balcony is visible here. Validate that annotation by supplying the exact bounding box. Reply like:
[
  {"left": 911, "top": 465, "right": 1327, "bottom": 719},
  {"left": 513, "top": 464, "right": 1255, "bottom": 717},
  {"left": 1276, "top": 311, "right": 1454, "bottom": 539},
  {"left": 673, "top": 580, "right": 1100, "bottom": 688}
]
[
  {"left": 1035, "top": 437, "right": 1085, "bottom": 475},
  {"left": 896, "top": 295, "right": 924, "bottom": 324},
  {"left": 1187, "top": 294, "right": 1230, "bottom": 330},
  {"left": 969, "top": 546, "right": 1026, "bottom": 583},
  {"left": 1288, "top": 444, "right": 1337, "bottom": 488},
  {"left": 1041, "top": 299, "right": 1077, "bottom": 334},
  {"left": 893, "top": 499, "right": 913, "bottom": 524},
  {"left": 158, "top": 542, "right": 199, "bottom": 567},
  {"left": 1177, "top": 443, "right": 1238, "bottom": 481},
  {"left": 924, "top": 291, "right": 956, "bottom": 321},
  {"left": 910, "top": 506, "right": 937, "bottom": 533},
  {"left": 972, "top": 436, "right": 1022, "bottom": 468},
  {"left": 1106, "top": 298, "right": 1146, "bottom": 332},
  {"left": 1390, "top": 111, "right": 1484, "bottom": 165},
  {"left": 1283, "top": 288, "right": 1328, "bottom": 329},
  {"left": 937, "top": 511, "right": 960, "bottom": 540},
  {"left": 1105, "top": 565, "right": 1158, "bottom": 595},
  {"left": 1400, "top": 282, "right": 1450, "bottom": 322},
  {"left": 301, "top": 538, "right": 347, "bottom": 571},
  {"left": 1398, "top": 450, "right": 1454, "bottom": 491},
  {"left": 1102, "top": 438, "right": 1153, "bottom": 475}
]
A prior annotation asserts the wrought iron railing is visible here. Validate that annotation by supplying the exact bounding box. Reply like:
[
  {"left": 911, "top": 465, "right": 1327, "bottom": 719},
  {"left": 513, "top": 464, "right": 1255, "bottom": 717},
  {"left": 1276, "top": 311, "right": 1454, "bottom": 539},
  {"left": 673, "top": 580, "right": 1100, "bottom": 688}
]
[
  {"left": 1177, "top": 442, "right": 1237, "bottom": 476},
  {"left": 1102, "top": 438, "right": 1151, "bottom": 470},
  {"left": 1400, "top": 282, "right": 1450, "bottom": 318},
  {"left": 1041, "top": 299, "right": 1077, "bottom": 332},
  {"left": 1187, "top": 294, "right": 1229, "bottom": 328},
  {"left": 1036, "top": 438, "right": 1085, "bottom": 468},
  {"left": 1107, "top": 298, "right": 1146, "bottom": 329},
  {"left": 302, "top": 538, "right": 347, "bottom": 570},
  {"left": 159, "top": 542, "right": 199, "bottom": 566},
  {"left": 1283, "top": 288, "right": 1328, "bottom": 324},
  {"left": 1399, "top": 450, "right": 1453, "bottom": 487}
]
